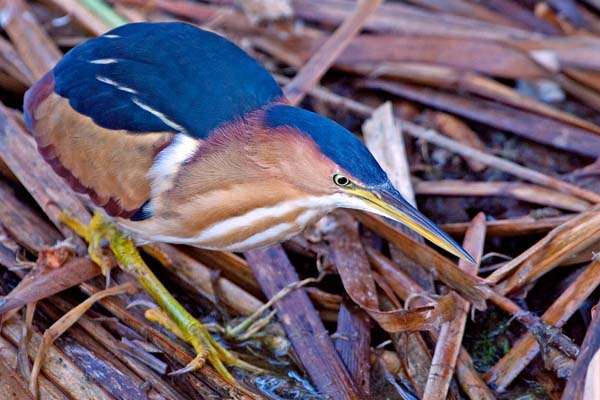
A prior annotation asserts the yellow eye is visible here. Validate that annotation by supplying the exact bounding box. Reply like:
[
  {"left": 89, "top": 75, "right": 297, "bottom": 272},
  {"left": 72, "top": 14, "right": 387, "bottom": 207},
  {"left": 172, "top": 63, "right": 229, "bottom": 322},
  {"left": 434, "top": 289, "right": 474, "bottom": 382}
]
[{"left": 333, "top": 174, "right": 351, "bottom": 186}]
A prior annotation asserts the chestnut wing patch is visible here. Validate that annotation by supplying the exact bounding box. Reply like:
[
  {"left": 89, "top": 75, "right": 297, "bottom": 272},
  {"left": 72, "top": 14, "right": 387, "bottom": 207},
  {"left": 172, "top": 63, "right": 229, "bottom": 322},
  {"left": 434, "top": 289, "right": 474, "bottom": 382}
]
[{"left": 25, "top": 72, "right": 173, "bottom": 218}]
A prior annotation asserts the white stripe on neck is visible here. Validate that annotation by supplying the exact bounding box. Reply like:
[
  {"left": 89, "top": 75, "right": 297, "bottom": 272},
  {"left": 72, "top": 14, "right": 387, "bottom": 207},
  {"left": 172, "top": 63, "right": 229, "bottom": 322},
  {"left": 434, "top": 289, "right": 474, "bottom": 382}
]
[{"left": 148, "top": 134, "right": 199, "bottom": 196}]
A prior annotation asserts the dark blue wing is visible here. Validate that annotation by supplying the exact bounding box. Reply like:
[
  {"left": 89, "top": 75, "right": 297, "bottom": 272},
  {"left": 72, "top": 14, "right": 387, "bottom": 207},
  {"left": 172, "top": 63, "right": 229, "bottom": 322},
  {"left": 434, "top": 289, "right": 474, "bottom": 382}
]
[{"left": 53, "top": 22, "right": 283, "bottom": 138}]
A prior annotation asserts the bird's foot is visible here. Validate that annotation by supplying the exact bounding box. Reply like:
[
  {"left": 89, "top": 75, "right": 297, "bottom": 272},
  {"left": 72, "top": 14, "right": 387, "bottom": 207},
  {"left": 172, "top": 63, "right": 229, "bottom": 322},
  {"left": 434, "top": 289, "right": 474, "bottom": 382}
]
[
  {"left": 60, "top": 211, "right": 257, "bottom": 384},
  {"left": 224, "top": 273, "right": 323, "bottom": 342},
  {"left": 60, "top": 212, "right": 114, "bottom": 286},
  {"left": 145, "top": 307, "right": 261, "bottom": 379}
]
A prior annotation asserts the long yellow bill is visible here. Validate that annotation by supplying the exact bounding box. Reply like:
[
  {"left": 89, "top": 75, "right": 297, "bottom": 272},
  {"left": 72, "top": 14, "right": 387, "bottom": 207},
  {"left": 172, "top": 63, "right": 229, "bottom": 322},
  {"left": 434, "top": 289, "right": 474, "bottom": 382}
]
[{"left": 351, "top": 186, "right": 476, "bottom": 264}]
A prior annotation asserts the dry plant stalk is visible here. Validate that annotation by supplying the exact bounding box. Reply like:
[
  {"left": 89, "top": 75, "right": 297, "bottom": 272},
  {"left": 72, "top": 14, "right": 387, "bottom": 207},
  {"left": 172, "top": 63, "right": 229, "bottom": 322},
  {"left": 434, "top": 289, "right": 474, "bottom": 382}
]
[
  {"left": 326, "top": 211, "right": 457, "bottom": 332},
  {"left": 367, "top": 246, "right": 494, "bottom": 399},
  {"left": 486, "top": 258, "right": 600, "bottom": 391},
  {"left": 42, "top": 0, "right": 114, "bottom": 35},
  {"left": 363, "top": 102, "right": 416, "bottom": 206},
  {"left": 355, "top": 212, "right": 490, "bottom": 308},
  {"left": 423, "top": 213, "right": 487, "bottom": 400},
  {"left": 367, "top": 80, "right": 600, "bottom": 158},
  {"left": 29, "top": 283, "right": 137, "bottom": 398},
  {"left": 431, "top": 112, "right": 487, "bottom": 172},
  {"left": 3, "top": 0, "right": 600, "bottom": 398},
  {"left": 0, "top": 334, "right": 66, "bottom": 400},
  {"left": 441, "top": 215, "right": 572, "bottom": 237},
  {"left": 400, "top": 119, "right": 600, "bottom": 204},
  {"left": 376, "top": 65, "right": 600, "bottom": 136},
  {"left": 415, "top": 180, "right": 591, "bottom": 212},
  {"left": 284, "top": 0, "right": 383, "bottom": 105},
  {"left": 583, "top": 349, "right": 600, "bottom": 400},
  {"left": 487, "top": 206, "right": 600, "bottom": 289},
  {"left": 0, "top": 0, "right": 62, "bottom": 79},
  {"left": 2, "top": 318, "right": 113, "bottom": 400},
  {"left": 362, "top": 101, "right": 433, "bottom": 289}
]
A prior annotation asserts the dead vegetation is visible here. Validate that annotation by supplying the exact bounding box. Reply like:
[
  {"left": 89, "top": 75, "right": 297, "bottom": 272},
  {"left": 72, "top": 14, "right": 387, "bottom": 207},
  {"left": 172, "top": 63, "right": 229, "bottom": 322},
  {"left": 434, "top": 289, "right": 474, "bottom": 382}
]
[{"left": 0, "top": 0, "right": 599, "bottom": 399}]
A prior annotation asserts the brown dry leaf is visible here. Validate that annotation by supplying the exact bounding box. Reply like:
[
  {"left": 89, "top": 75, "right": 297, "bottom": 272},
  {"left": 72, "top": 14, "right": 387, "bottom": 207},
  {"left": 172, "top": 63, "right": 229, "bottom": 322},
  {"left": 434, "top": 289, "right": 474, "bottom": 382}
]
[
  {"left": 0, "top": 257, "right": 100, "bottom": 316},
  {"left": 364, "top": 293, "right": 458, "bottom": 332},
  {"left": 325, "top": 212, "right": 458, "bottom": 332},
  {"left": 354, "top": 212, "right": 490, "bottom": 309}
]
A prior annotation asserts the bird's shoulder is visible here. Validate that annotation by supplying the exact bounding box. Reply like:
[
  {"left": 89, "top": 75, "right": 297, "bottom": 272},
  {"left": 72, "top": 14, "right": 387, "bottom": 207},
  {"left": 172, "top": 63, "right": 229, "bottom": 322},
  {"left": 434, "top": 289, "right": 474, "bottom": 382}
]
[{"left": 53, "top": 22, "right": 283, "bottom": 139}]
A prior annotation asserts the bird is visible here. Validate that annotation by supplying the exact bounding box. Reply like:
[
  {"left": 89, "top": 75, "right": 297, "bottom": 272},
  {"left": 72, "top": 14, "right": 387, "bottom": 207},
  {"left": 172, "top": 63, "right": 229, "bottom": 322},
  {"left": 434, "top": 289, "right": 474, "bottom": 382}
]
[{"left": 24, "top": 22, "right": 474, "bottom": 383}]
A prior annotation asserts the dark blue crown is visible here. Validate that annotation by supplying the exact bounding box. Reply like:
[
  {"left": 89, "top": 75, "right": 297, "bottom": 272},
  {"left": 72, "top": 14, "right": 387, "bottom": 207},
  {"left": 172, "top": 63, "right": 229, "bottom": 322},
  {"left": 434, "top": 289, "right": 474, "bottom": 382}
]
[{"left": 265, "top": 105, "right": 389, "bottom": 187}]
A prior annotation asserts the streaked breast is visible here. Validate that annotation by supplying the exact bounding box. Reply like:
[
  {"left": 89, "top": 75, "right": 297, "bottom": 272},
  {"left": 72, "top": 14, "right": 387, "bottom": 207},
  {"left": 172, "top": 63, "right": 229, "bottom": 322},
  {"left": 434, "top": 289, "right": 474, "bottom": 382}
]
[{"left": 122, "top": 195, "right": 340, "bottom": 251}]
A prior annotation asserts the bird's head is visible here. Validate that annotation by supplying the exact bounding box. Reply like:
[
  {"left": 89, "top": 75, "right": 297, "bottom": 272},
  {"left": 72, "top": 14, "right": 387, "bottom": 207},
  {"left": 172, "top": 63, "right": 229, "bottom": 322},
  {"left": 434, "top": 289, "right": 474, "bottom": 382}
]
[{"left": 254, "top": 104, "right": 474, "bottom": 263}]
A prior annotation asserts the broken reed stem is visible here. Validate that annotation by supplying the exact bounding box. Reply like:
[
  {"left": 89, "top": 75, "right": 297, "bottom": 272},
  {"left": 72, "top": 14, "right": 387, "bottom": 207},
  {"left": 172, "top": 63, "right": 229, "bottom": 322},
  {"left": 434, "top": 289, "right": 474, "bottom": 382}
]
[
  {"left": 486, "top": 206, "right": 600, "bottom": 286},
  {"left": 563, "top": 299, "right": 600, "bottom": 399},
  {"left": 360, "top": 212, "right": 579, "bottom": 359},
  {"left": 367, "top": 247, "right": 494, "bottom": 400},
  {"left": 485, "top": 258, "right": 600, "bottom": 392},
  {"left": 0, "top": 0, "right": 62, "bottom": 79},
  {"left": 245, "top": 247, "right": 362, "bottom": 400},
  {"left": 401, "top": 120, "right": 600, "bottom": 204},
  {"left": 441, "top": 215, "right": 572, "bottom": 237},
  {"left": 414, "top": 180, "right": 590, "bottom": 212},
  {"left": 43, "top": 0, "right": 115, "bottom": 36},
  {"left": 29, "top": 283, "right": 136, "bottom": 397},
  {"left": 78, "top": 0, "right": 129, "bottom": 28},
  {"left": 284, "top": 0, "right": 383, "bottom": 106},
  {"left": 422, "top": 213, "right": 487, "bottom": 400}
]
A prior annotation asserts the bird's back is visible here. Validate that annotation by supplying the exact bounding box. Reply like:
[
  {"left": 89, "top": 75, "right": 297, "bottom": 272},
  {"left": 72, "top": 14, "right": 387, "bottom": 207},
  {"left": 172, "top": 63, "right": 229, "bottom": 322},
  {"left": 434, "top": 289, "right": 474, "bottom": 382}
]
[{"left": 24, "top": 22, "right": 283, "bottom": 219}]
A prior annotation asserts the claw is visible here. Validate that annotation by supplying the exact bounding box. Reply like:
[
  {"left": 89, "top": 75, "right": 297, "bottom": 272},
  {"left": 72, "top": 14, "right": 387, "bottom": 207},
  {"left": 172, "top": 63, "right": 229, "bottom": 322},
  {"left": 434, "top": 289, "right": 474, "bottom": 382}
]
[{"left": 168, "top": 351, "right": 208, "bottom": 376}]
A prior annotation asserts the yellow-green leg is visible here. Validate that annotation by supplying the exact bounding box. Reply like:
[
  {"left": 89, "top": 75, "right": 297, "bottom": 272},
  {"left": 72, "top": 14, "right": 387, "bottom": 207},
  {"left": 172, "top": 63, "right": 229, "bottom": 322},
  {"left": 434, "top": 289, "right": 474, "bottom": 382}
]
[{"left": 61, "top": 212, "right": 253, "bottom": 383}]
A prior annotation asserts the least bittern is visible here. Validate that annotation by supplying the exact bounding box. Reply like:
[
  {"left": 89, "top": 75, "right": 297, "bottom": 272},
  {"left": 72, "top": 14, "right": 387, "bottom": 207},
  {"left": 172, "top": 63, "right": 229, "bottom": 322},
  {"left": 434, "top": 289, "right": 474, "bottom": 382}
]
[{"left": 24, "top": 22, "right": 474, "bottom": 382}]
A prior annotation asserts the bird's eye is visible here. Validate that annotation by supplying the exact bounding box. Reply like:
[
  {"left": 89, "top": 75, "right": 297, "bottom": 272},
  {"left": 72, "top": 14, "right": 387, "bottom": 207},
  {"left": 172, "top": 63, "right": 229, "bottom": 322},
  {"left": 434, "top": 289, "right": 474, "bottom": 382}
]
[{"left": 333, "top": 174, "right": 351, "bottom": 186}]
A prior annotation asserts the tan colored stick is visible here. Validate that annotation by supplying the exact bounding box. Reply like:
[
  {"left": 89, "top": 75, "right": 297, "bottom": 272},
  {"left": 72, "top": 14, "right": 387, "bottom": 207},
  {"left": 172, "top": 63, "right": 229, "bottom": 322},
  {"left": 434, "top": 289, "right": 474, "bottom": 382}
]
[
  {"left": 0, "top": 0, "right": 61, "bottom": 79},
  {"left": 284, "top": 0, "right": 383, "bottom": 105},
  {"left": 29, "top": 283, "right": 136, "bottom": 397},
  {"left": 42, "top": 0, "right": 113, "bottom": 36},
  {"left": 415, "top": 180, "right": 591, "bottom": 212},
  {"left": 485, "top": 258, "right": 600, "bottom": 392},
  {"left": 423, "top": 213, "right": 487, "bottom": 400}
]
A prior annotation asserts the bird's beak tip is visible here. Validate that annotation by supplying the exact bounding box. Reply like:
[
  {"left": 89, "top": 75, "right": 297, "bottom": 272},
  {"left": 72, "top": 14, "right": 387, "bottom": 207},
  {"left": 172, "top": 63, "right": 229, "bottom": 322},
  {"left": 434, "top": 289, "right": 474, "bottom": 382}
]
[
  {"left": 357, "top": 187, "right": 475, "bottom": 264},
  {"left": 460, "top": 250, "right": 477, "bottom": 265}
]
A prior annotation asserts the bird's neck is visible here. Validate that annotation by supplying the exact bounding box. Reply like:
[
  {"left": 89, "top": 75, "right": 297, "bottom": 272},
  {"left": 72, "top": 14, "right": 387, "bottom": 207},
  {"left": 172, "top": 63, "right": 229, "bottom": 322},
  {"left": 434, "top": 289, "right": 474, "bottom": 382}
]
[{"left": 123, "top": 121, "right": 340, "bottom": 250}]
